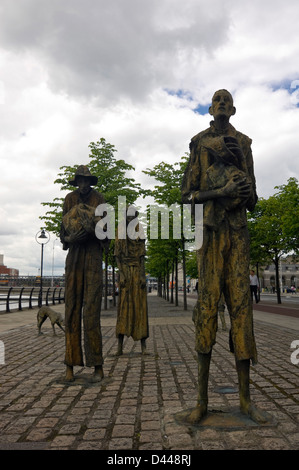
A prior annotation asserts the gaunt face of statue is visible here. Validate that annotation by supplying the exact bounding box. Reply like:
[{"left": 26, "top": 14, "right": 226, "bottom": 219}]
[
  {"left": 76, "top": 176, "right": 91, "bottom": 195},
  {"left": 209, "top": 90, "right": 235, "bottom": 120}
]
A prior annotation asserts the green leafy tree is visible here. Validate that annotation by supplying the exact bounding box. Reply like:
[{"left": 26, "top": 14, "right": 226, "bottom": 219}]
[
  {"left": 40, "top": 138, "right": 141, "bottom": 307},
  {"left": 142, "top": 155, "right": 188, "bottom": 206},
  {"left": 185, "top": 251, "right": 198, "bottom": 280},
  {"left": 145, "top": 238, "right": 177, "bottom": 300},
  {"left": 248, "top": 193, "right": 294, "bottom": 304},
  {"left": 142, "top": 155, "right": 189, "bottom": 308},
  {"left": 274, "top": 177, "right": 299, "bottom": 253},
  {"left": 248, "top": 177, "right": 299, "bottom": 303},
  {"left": 40, "top": 138, "right": 141, "bottom": 235}
]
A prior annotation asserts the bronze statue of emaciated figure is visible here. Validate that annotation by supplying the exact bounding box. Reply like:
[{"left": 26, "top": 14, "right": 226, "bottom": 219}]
[
  {"left": 60, "top": 165, "right": 108, "bottom": 383},
  {"left": 182, "top": 90, "right": 269, "bottom": 424},
  {"left": 114, "top": 209, "right": 149, "bottom": 355}
]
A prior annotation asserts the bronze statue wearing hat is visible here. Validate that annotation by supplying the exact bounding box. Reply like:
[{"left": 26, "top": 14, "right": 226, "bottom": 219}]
[
  {"left": 69, "top": 165, "right": 98, "bottom": 187},
  {"left": 60, "top": 164, "right": 108, "bottom": 382}
]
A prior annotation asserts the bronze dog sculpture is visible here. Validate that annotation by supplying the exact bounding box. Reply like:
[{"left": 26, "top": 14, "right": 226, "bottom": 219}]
[{"left": 37, "top": 306, "right": 65, "bottom": 335}]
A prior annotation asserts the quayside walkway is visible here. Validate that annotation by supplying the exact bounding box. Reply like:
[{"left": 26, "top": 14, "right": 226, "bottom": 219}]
[{"left": 0, "top": 294, "right": 298, "bottom": 451}]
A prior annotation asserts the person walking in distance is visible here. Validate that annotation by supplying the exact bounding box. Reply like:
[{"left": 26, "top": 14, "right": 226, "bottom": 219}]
[{"left": 250, "top": 270, "right": 259, "bottom": 303}]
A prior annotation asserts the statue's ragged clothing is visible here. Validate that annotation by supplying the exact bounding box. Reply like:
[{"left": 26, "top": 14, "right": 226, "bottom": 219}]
[
  {"left": 182, "top": 121, "right": 258, "bottom": 364},
  {"left": 115, "top": 235, "right": 149, "bottom": 342},
  {"left": 60, "top": 188, "right": 106, "bottom": 368}
]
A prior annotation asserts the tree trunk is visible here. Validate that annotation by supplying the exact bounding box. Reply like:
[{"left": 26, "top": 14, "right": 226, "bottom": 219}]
[
  {"left": 112, "top": 264, "right": 116, "bottom": 306},
  {"left": 256, "top": 262, "right": 260, "bottom": 302},
  {"left": 104, "top": 249, "right": 108, "bottom": 310},
  {"left": 170, "top": 262, "right": 174, "bottom": 304},
  {"left": 158, "top": 277, "right": 163, "bottom": 297},
  {"left": 175, "top": 255, "right": 178, "bottom": 307},
  {"left": 182, "top": 239, "right": 187, "bottom": 310},
  {"left": 274, "top": 254, "right": 282, "bottom": 304},
  {"left": 166, "top": 260, "right": 169, "bottom": 301}
]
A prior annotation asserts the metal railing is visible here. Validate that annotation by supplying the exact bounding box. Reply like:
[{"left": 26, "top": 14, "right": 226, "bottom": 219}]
[{"left": 0, "top": 286, "right": 65, "bottom": 313}]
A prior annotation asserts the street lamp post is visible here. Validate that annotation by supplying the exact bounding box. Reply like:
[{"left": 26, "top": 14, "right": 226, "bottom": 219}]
[{"left": 35, "top": 229, "right": 50, "bottom": 308}]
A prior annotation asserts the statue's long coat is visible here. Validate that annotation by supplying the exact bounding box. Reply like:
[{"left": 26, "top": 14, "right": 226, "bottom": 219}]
[
  {"left": 60, "top": 188, "right": 106, "bottom": 367},
  {"left": 114, "top": 234, "right": 149, "bottom": 342}
]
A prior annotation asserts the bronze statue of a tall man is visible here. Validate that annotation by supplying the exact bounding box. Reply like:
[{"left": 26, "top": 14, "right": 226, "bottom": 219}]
[
  {"left": 60, "top": 165, "right": 107, "bottom": 383},
  {"left": 182, "top": 90, "right": 268, "bottom": 424}
]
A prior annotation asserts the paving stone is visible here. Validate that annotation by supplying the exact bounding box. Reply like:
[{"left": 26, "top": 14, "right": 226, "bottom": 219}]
[
  {"left": 108, "top": 438, "right": 134, "bottom": 450},
  {"left": 139, "top": 430, "right": 163, "bottom": 443},
  {"left": 82, "top": 428, "right": 106, "bottom": 440},
  {"left": 58, "top": 423, "right": 82, "bottom": 434},
  {"left": 140, "top": 420, "right": 161, "bottom": 430},
  {"left": 26, "top": 428, "right": 53, "bottom": 441},
  {"left": 50, "top": 435, "right": 77, "bottom": 448},
  {"left": 77, "top": 440, "right": 102, "bottom": 450},
  {"left": 111, "top": 424, "right": 135, "bottom": 438}
]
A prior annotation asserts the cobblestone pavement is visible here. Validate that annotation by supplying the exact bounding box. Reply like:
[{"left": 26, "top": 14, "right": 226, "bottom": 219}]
[{"left": 0, "top": 294, "right": 298, "bottom": 452}]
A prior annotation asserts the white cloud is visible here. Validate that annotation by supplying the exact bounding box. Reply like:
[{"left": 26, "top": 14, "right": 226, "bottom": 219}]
[
  {"left": 0, "top": 0, "right": 299, "bottom": 275},
  {"left": 0, "top": 0, "right": 231, "bottom": 103}
]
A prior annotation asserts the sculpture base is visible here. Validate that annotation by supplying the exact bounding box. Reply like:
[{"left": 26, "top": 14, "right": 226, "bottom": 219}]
[{"left": 175, "top": 407, "right": 276, "bottom": 430}]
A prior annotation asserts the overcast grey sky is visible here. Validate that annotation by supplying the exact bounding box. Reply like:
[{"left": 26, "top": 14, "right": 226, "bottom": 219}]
[{"left": 1, "top": 0, "right": 299, "bottom": 276}]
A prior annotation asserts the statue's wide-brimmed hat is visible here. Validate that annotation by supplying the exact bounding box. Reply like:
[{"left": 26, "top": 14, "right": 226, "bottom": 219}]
[{"left": 69, "top": 165, "right": 98, "bottom": 187}]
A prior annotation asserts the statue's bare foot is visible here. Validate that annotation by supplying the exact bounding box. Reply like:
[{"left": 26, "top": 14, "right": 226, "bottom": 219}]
[
  {"left": 65, "top": 365, "right": 74, "bottom": 382},
  {"left": 91, "top": 365, "right": 104, "bottom": 383},
  {"left": 184, "top": 403, "right": 207, "bottom": 425},
  {"left": 241, "top": 402, "right": 269, "bottom": 424}
]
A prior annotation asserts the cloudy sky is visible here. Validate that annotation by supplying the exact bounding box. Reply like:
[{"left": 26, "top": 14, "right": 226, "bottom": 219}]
[{"left": 1, "top": 0, "right": 299, "bottom": 276}]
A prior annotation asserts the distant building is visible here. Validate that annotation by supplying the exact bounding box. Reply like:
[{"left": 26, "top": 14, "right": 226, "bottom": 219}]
[
  {"left": 262, "top": 257, "right": 299, "bottom": 290},
  {"left": 0, "top": 255, "right": 19, "bottom": 278},
  {"left": 177, "top": 258, "right": 299, "bottom": 292}
]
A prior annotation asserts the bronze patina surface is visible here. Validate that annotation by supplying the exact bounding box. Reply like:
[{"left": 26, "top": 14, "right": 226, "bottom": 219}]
[
  {"left": 60, "top": 165, "right": 108, "bottom": 383},
  {"left": 114, "top": 211, "right": 149, "bottom": 355},
  {"left": 181, "top": 90, "right": 269, "bottom": 425}
]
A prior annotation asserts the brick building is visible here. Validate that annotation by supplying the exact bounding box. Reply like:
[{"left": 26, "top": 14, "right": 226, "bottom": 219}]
[{"left": 0, "top": 254, "right": 19, "bottom": 277}]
